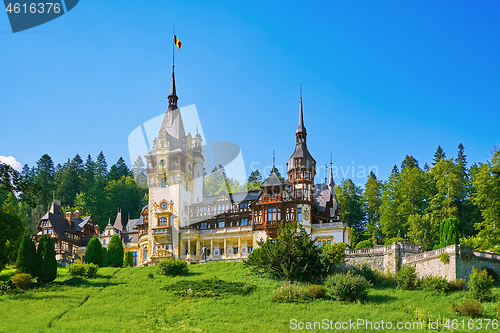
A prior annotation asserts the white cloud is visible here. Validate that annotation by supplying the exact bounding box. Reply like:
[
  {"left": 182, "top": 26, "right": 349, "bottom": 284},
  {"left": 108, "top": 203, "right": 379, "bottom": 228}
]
[{"left": 0, "top": 156, "right": 23, "bottom": 172}]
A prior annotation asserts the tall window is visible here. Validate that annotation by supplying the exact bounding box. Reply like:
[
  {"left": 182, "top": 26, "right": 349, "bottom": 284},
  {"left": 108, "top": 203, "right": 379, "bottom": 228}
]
[
  {"left": 277, "top": 208, "right": 281, "bottom": 221},
  {"left": 132, "top": 251, "right": 137, "bottom": 266},
  {"left": 240, "top": 218, "right": 248, "bottom": 226},
  {"left": 297, "top": 208, "right": 302, "bottom": 221},
  {"left": 144, "top": 246, "right": 148, "bottom": 260},
  {"left": 161, "top": 178, "right": 167, "bottom": 187},
  {"left": 297, "top": 189, "right": 302, "bottom": 199},
  {"left": 267, "top": 208, "right": 277, "bottom": 221}
]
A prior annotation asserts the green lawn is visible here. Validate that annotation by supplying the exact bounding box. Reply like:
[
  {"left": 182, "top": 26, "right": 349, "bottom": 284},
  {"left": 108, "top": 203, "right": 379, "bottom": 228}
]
[{"left": 1, "top": 262, "right": 499, "bottom": 332}]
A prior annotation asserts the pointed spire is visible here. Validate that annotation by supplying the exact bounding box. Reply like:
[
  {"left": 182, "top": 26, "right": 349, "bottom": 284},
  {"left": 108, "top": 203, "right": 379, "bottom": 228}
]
[
  {"left": 296, "top": 85, "right": 307, "bottom": 144},
  {"left": 328, "top": 154, "right": 335, "bottom": 188},
  {"left": 168, "top": 33, "right": 179, "bottom": 110},
  {"left": 273, "top": 150, "right": 276, "bottom": 169}
]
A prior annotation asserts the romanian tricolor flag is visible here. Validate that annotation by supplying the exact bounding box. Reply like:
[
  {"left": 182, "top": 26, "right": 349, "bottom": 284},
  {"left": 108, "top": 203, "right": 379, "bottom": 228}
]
[{"left": 174, "top": 35, "right": 181, "bottom": 49}]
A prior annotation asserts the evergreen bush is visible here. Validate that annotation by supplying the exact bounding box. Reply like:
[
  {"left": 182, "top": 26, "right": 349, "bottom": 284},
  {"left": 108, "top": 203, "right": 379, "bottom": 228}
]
[
  {"left": 124, "top": 251, "right": 134, "bottom": 267},
  {"left": 85, "top": 236, "right": 102, "bottom": 266},
  {"left": 469, "top": 268, "right": 493, "bottom": 301},
  {"left": 84, "top": 263, "right": 99, "bottom": 278},
  {"left": 348, "top": 263, "right": 377, "bottom": 284},
  {"left": 272, "top": 281, "right": 310, "bottom": 303},
  {"left": 448, "top": 278, "right": 466, "bottom": 291},
  {"left": 35, "top": 235, "right": 57, "bottom": 283},
  {"left": 10, "top": 273, "right": 32, "bottom": 290},
  {"left": 68, "top": 263, "right": 86, "bottom": 277},
  {"left": 396, "top": 264, "right": 417, "bottom": 290},
  {"left": 157, "top": 258, "right": 188, "bottom": 276},
  {"left": 451, "top": 300, "right": 482, "bottom": 318},
  {"left": 355, "top": 240, "right": 373, "bottom": 249},
  {"left": 16, "top": 232, "right": 36, "bottom": 275},
  {"left": 101, "top": 247, "right": 108, "bottom": 267},
  {"left": 107, "top": 234, "right": 124, "bottom": 267},
  {"left": 420, "top": 275, "right": 449, "bottom": 292},
  {"left": 325, "top": 272, "right": 372, "bottom": 302},
  {"left": 307, "top": 284, "right": 325, "bottom": 299}
]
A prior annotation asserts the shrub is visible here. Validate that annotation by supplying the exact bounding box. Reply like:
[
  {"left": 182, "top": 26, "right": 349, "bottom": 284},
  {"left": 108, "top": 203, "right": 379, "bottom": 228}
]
[
  {"left": 420, "top": 275, "right": 449, "bottom": 292},
  {"left": 355, "top": 240, "right": 373, "bottom": 249},
  {"left": 157, "top": 258, "right": 189, "bottom": 276},
  {"left": 396, "top": 264, "right": 417, "bottom": 290},
  {"left": 448, "top": 279, "right": 466, "bottom": 291},
  {"left": 84, "top": 263, "right": 99, "bottom": 278},
  {"left": 320, "top": 242, "right": 347, "bottom": 274},
  {"left": 308, "top": 284, "right": 325, "bottom": 299},
  {"left": 325, "top": 272, "right": 372, "bottom": 302},
  {"left": 124, "top": 251, "right": 134, "bottom": 267},
  {"left": 348, "top": 263, "right": 377, "bottom": 284},
  {"left": 16, "top": 232, "right": 36, "bottom": 275},
  {"left": 451, "top": 300, "right": 482, "bottom": 318},
  {"left": 101, "top": 247, "right": 108, "bottom": 267},
  {"left": 244, "top": 222, "right": 326, "bottom": 282},
  {"left": 108, "top": 234, "right": 124, "bottom": 267},
  {"left": 469, "top": 268, "right": 493, "bottom": 301},
  {"left": 85, "top": 236, "right": 103, "bottom": 267},
  {"left": 439, "top": 252, "right": 450, "bottom": 264},
  {"left": 384, "top": 237, "right": 404, "bottom": 246},
  {"left": 272, "top": 281, "right": 310, "bottom": 303},
  {"left": 10, "top": 273, "right": 32, "bottom": 290},
  {"left": 0, "top": 280, "right": 16, "bottom": 295},
  {"left": 68, "top": 263, "right": 86, "bottom": 277},
  {"left": 35, "top": 235, "right": 57, "bottom": 283}
]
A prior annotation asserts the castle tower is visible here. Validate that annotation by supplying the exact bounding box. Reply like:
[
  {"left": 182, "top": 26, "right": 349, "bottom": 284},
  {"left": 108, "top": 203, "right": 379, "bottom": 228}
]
[
  {"left": 143, "top": 58, "right": 204, "bottom": 264},
  {"left": 286, "top": 90, "right": 316, "bottom": 233}
]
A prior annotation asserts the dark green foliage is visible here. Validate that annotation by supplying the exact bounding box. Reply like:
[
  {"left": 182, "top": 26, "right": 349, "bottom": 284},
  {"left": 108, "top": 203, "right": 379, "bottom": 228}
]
[
  {"left": 244, "top": 221, "right": 325, "bottom": 282},
  {"left": 420, "top": 275, "right": 449, "bottom": 292},
  {"left": 355, "top": 240, "right": 373, "bottom": 249},
  {"left": 325, "top": 272, "right": 372, "bottom": 302},
  {"left": 67, "top": 263, "right": 99, "bottom": 278},
  {"left": 0, "top": 280, "right": 16, "bottom": 295},
  {"left": 348, "top": 263, "right": 377, "bottom": 285},
  {"left": 384, "top": 237, "right": 404, "bottom": 246},
  {"left": 272, "top": 281, "right": 310, "bottom": 303},
  {"left": 335, "top": 179, "right": 366, "bottom": 239},
  {"left": 308, "top": 284, "right": 325, "bottom": 299},
  {"left": 438, "top": 218, "right": 459, "bottom": 248},
  {"left": 396, "top": 264, "right": 417, "bottom": 290},
  {"left": 319, "top": 242, "right": 347, "bottom": 274},
  {"left": 35, "top": 235, "right": 57, "bottom": 283},
  {"left": 448, "top": 278, "right": 466, "bottom": 291},
  {"left": 108, "top": 157, "right": 131, "bottom": 181},
  {"left": 16, "top": 232, "right": 36, "bottom": 275},
  {"left": 107, "top": 234, "right": 124, "bottom": 267},
  {"left": 161, "top": 277, "right": 255, "bottom": 298},
  {"left": 10, "top": 273, "right": 32, "bottom": 290},
  {"left": 0, "top": 195, "right": 25, "bottom": 271},
  {"left": 157, "top": 258, "right": 189, "bottom": 276},
  {"left": 85, "top": 236, "right": 102, "bottom": 266},
  {"left": 469, "top": 268, "right": 493, "bottom": 301},
  {"left": 146, "top": 272, "right": 154, "bottom": 279},
  {"left": 451, "top": 300, "right": 482, "bottom": 318},
  {"left": 101, "top": 247, "right": 108, "bottom": 267},
  {"left": 124, "top": 251, "right": 134, "bottom": 267}
]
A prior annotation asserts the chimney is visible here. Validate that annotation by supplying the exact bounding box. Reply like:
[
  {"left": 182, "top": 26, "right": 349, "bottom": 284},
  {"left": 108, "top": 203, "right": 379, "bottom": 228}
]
[
  {"left": 73, "top": 210, "right": 81, "bottom": 219},
  {"left": 65, "top": 212, "right": 72, "bottom": 225}
]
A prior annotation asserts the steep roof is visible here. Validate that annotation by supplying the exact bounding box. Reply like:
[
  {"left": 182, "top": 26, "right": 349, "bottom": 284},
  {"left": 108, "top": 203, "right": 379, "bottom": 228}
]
[
  {"left": 287, "top": 143, "right": 316, "bottom": 172},
  {"left": 261, "top": 172, "right": 283, "bottom": 187}
]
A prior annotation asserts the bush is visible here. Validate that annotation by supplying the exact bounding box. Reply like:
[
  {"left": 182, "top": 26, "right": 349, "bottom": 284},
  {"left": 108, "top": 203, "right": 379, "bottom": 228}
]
[
  {"left": 35, "top": 235, "right": 57, "bottom": 283},
  {"left": 420, "top": 275, "right": 449, "bottom": 292},
  {"left": 68, "top": 263, "right": 99, "bottom": 278},
  {"left": 451, "top": 300, "right": 482, "bottom": 318},
  {"left": 308, "top": 284, "right": 325, "bottom": 299},
  {"left": 439, "top": 252, "right": 450, "bottom": 264},
  {"left": 384, "top": 237, "right": 404, "bottom": 246},
  {"left": 10, "top": 273, "right": 32, "bottom": 290},
  {"left": 325, "top": 272, "right": 372, "bottom": 302},
  {"left": 272, "top": 281, "right": 310, "bottom": 303},
  {"left": 108, "top": 234, "right": 124, "bottom": 267},
  {"left": 68, "top": 263, "right": 86, "bottom": 277},
  {"left": 101, "top": 247, "right": 108, "bottom": 267},
  {"left": 348, "top": 263, "right": 377, "bottom": 284},
  {"left": 124, "top": 251, "right": 134, "bottom": 267},
  {"left": 0, "top": 280, "right": 16, "bottom": 295},
  {"left": 16, "top": 232, "right": 36, "bottom": 275},
  {"left": 469, "top": 268, "right": 493, "bottom": 301},
  {"left": 320, "top": 242, "right": 348, "bottom": 274},
  {"left": 157, "top": 258, "right": 189, "bottom": 276},
  {"left": 448, "top": 279, "right": 466, "bottom": 291},
  {"left": 84, "top": 263, "right": 99, "bottom": 278},
  {"left": 85, "top": 237, "right": 103, "bottom": 267},
  {"left": 355, "top": 240, "right": 373, "bottom": 249},
  {"left": 396, "top": 264, "right": 417, "bottom": 290}
]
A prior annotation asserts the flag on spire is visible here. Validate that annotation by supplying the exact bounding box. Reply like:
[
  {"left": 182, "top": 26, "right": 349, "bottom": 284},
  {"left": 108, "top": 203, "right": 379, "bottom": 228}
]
[{"left": 174, "top": 35, "right": 181, "bottom": 49}]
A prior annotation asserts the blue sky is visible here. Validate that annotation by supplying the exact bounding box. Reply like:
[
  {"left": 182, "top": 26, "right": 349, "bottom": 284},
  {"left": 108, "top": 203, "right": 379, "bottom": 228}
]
[{"left": 1, "top": 1, "right": 499, "bottom": 186}]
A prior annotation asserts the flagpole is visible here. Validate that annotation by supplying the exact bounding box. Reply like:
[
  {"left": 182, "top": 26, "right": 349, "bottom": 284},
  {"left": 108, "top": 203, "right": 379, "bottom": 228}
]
[{"left": 172, "top": 31, "right": 175, "bottom": 70}]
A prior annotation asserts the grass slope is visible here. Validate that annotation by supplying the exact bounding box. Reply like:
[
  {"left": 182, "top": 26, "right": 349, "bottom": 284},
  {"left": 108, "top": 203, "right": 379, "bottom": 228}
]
[{"left": 1, "top": 262, "right": 500, "bottom": 332}]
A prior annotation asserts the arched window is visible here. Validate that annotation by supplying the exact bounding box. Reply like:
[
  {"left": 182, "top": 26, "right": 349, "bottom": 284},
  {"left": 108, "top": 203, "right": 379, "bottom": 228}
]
[
  {"left": 158, "top": 217, "right": 168, "bottom": 226},
  {"left": 144, "top": 246, "right": 148, "bottom": 260}
]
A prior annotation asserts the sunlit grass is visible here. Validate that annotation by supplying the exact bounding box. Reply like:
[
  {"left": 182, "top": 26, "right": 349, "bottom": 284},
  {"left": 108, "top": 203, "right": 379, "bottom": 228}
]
[{"left": 1, "top": 262, "right": 500, "bottom": 332}]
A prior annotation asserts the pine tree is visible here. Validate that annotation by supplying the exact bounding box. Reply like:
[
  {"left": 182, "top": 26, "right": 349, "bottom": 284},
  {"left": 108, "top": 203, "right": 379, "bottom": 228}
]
[
  {"left": 108, "top": 234, "right": 123, "bottom": 267},
  {"left": 35, "top": 154, "right": 55, "bottom": 209},
  {"left": 101, "top": 247, "right": 108, "bottom": 267},
  {"left": 109, "top": 157, "right": 130, "bottom": 181},
  {"left": 16, "top": 232, "right": 36, "bottom": 275},
  {"left": 85, "top": 236, "right": 103, "bottom": 266},
  {"left": 438, "top": 218, "right": 460, "bottom": 248},
  {"left": 84, "top": 154, "right": 96, "bottom": 190},
  {"left": 132, "top": 156, "right": 147, "bottom": 189},
  {"left": 401, "top": 155, "right": 420, "bottom": 170},
  {"left": 248, "top": 169, "right": 263, "bottom": 185},
  {"left": 124, "top": 251, "right": 134, "bottom": 267},
  {"left": 96, "top": 151, "right": 108, "bottom": 190},
  {"left": 432, "top": 146, "right": 446, "bottom": 166},
  {"left": 335, "top": 179, "right": 365, "bottom": 240}
]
